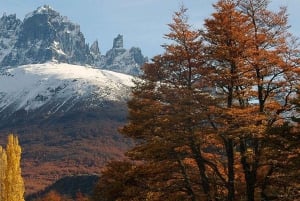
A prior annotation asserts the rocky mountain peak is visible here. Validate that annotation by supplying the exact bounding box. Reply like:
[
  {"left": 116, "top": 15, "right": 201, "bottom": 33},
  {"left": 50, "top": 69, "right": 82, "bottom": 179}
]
[
  {"left": 90, "top": 40, "right": 101, "bottom": 56},
  {"left": 25, "top": 5, "right": 59, "bottom": 19},
  {"left": 0, "top": 5, "right": 92, "bottom": 67},
  {"left": 0, "top": 6, "right": 147, "bottom": 75},
  {"left": 0, "top": 13, "right": 21, "bottom": 31},
  {"left": 113, "top": 34, "right": 124, "bottom": 49},
  {"left": 0, "top": 14, "right": 21, "bottom": 63},
  {"left": 100, "top": 34, "right": 147, "bottom": 75}
]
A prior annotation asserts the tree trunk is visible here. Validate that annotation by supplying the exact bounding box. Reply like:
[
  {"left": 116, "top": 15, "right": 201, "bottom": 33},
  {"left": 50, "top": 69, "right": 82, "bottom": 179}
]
[
  {"left": 189, "top": 136, "right": 212, "bottom": 201},
  {"left": 245, "top": 173, "right": 256, "bottom": 201},
  {"left": 240, "top": 140, "right": 257, "bottom": 201},
  {"left": 225, "top": 139, "right": 235, "bottom": 201}
]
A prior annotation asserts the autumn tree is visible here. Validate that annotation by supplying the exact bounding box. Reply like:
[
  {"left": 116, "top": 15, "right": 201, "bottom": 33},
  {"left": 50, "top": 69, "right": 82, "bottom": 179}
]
[
  {"left": 201, "top": 0, "right": 254, "bottom": 200},
  {"left": 202, "top": 0, "right": 300, "bottom": 200},
  {"left": 237, "top": 1, "right": 299, "bottom": 200},
  {"left": 0, "top": 134, "right": 25, "bottom": 201},
  {"left": 119, "top": 6, "right": 216, "bottom": 201},
  {"left": 0, "top": 146, "right": 7, "bottom": 201},
  {"left": 94, "top": 1, "right": 299, "bottom": 201},
  {"left": 92, "top": 161, "right": 152, "bottom": 201}
]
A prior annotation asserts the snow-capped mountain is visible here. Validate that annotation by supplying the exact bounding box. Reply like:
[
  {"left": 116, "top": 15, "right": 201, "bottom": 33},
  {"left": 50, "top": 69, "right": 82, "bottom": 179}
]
[
  {"left": 0, "top": 62, "right": 134, "bottom": 125},
  {"left": 0, "top": 63, "right": 135, "bottom": 194},
  {"left": 0, "top": 5, "right": 147, "bottom": 75},
  {"left": 0, "top": 5, "right": 146, "bottom": 194}
]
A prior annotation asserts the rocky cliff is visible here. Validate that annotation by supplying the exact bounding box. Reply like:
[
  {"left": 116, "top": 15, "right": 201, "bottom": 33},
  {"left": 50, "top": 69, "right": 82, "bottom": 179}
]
[{"left": 0, "top": 5, "right": 147, "bottom": 75}]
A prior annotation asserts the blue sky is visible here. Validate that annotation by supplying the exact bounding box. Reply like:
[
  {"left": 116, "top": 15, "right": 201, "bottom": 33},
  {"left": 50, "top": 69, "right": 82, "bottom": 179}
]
[{"left": 0, "top": 0, "right": 299, "bottom": 58}]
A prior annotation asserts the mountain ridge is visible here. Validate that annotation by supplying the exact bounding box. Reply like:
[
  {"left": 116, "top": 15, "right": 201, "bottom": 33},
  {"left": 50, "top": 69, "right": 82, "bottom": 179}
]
[
  {"left": 0, "top": 5, "right": 147, "bottom": 75},
  {"left": 0, "top": 62, "right": 134, "bottom": 114}
]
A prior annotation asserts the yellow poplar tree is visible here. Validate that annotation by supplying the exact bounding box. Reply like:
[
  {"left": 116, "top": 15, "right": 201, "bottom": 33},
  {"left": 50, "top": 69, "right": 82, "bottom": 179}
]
[
  {"left": 0, "top": 134, "right": 25, "bottom": 201},
  {"left": 0, "top": 146, "right": 7, "bottom": 201}
]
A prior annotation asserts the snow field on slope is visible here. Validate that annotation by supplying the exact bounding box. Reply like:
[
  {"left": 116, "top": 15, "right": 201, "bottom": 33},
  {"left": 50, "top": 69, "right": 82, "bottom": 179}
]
[{"left": 0, "top": 62, "right": 134, "bottom": 111}]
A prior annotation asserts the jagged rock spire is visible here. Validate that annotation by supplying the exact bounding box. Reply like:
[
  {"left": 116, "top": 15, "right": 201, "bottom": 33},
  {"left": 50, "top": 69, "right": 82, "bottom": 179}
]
[
  {"left": 113, "top": 34, "right": 123, "bottom": 48},
  {"left": 90, "top": 40, "right": 101, "bottom": 56}
]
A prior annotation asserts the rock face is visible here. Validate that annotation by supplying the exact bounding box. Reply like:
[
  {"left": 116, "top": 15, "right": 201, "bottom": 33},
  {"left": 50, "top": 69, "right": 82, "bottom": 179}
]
[
  {"left": 90, "top": 40, "right": 101, "bottom": 57},
  {"left": 101, "top": 34, "right": 147, "bottom": 75},
  {"left": 0, "top": 5, "right": 147, "bottom": 75},
  {"left": 113, "top": 34, "right": 123, "bottom": 48},
  {"left": 0, "top": 14, "right": 21, "bottom": 63},
  {"left": 1, "top": 6, "right": 92, "bottom": 67}
]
